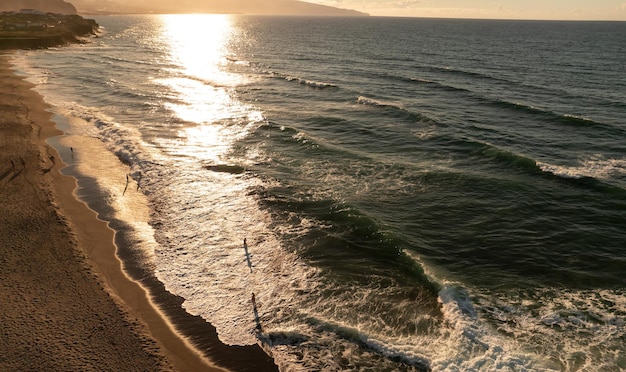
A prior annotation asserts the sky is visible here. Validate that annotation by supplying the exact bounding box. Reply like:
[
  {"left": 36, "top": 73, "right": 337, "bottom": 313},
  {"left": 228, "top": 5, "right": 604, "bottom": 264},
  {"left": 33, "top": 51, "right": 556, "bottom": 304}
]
[
  {"left": 73, "top": 0, "right": 626, "bottom": 20},
  {"left": 310, "top": 0, "right": 626, "bottom": 20}
]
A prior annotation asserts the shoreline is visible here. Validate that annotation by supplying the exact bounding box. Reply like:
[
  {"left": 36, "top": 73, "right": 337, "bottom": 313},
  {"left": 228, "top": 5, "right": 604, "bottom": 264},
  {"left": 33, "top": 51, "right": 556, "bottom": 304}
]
[{"left": 0, "top": 53, "right": 276, "bottom": 371}]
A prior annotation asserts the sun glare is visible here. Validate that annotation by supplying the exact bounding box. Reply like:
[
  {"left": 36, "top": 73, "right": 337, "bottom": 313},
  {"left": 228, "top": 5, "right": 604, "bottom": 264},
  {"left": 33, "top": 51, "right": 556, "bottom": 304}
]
[
  {"left": 154, "top": 14, "right": 256, "bottom": 162},
  {"left": 159, "top": 14, "right": 236, "bottom": 84}
]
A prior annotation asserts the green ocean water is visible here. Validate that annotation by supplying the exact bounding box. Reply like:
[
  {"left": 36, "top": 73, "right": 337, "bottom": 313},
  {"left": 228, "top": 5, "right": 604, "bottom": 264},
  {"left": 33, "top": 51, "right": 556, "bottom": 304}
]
[{"left": 18, "top": 16, "right": 626, "bottom": 371}]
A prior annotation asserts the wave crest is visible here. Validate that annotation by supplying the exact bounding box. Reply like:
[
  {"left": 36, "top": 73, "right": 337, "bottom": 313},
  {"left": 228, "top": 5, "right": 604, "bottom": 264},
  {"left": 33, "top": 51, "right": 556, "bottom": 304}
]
[
  {"left": 357, "top": 95, "right": 401, "bottom": 108},
  {"left": 285, "top": 75, "right": 336, "bottom": 89},
  {"left": 538, "top": 156, "right": 626, "bottom": 180}
]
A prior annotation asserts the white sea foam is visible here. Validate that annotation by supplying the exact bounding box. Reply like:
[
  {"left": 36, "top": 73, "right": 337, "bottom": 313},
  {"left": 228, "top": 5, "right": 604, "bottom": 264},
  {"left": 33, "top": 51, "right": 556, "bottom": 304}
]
[
  {"left": 406, "top": 252, "right": 580, "bottom": 371},
  {"left": 52, "top": 104, "right": 313, "bottom": 351},
  {"left": 356, "top": 95, "right": 402, "bottom": 108},
  {"left": 408, "top": 251, "right": 626, "bottom": 370},
  {"left": 284, "top": 75, "right": 336, "bottom": 89},
  {"left": 53, "top": 100, "right": 324, "bottom": 353},
  {"left": 538, "top": 155, "right": 626, "bottom": 180},
  {"left": 473, "top": 288, "right": 626, "bottom": 371}
]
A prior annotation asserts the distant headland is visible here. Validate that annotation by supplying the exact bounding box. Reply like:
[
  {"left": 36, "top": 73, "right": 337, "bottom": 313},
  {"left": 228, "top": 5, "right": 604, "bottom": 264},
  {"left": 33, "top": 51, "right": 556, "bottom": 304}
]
[
  {"left": 71, "top": 0, "right": 369, "bottom": 17},
  {"left": 0, "top": 0, "right": 78, "bottom": 15},
  {"left": 0, "top": 10, "right": 98, "bottom": 50}
]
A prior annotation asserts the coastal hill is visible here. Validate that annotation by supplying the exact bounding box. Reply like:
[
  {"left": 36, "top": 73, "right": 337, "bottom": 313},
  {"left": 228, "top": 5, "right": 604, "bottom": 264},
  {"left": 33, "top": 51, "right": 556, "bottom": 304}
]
[
  {"left": 0, "top": 11, "right": 98, "bottom": 50},
  {"left": 0, "top": 0, "right": 78, "bottom": 15},
  {"left": 72, "top": 0, "right": 369, "bottom": 16}
]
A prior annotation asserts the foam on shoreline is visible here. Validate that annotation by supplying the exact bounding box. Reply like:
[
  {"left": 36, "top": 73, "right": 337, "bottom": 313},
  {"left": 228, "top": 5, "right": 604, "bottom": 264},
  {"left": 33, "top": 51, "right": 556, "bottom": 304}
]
[{"left": 0, "top": 53, "right": 258, "bottom": 372}]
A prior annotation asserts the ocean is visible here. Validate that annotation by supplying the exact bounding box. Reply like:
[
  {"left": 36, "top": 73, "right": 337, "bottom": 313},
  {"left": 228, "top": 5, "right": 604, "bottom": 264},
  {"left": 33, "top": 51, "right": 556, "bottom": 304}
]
[{"left": 12, "top": 15, "right": 626, "bottom": 371}]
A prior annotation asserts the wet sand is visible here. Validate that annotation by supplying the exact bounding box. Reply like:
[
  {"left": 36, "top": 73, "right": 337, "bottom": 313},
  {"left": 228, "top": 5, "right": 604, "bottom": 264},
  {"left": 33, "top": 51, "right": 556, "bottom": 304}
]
[{"left": 0, "top": 54, "right": 229, "bottom": 371}]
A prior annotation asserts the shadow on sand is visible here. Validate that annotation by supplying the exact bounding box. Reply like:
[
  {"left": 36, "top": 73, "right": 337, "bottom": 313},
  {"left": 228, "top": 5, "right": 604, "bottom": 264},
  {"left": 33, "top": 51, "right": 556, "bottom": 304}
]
[
  {"left": 251, "top": 292, "right": 263, "bottom": 333},
  {"left": 243, "top": 239, "right": 253, "bottom": 273}
]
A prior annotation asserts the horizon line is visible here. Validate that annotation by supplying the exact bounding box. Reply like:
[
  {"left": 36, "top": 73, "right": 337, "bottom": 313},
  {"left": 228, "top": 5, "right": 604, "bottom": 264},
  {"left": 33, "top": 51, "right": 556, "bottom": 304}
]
[{"left": 77, "top": 11, "right": 626, "bottom": 22}]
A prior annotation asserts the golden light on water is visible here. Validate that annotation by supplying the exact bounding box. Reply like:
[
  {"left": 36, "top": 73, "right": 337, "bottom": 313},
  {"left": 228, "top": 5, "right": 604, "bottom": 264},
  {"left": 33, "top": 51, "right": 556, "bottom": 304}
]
[
  {"left": 155, "top": 14, "right": 255, "bottom": 162},
  {"left": 160, "top": 14, "right": 236, "bottom": 84},
  {"left": 161, "top": 77, "right": 237, "bottom": 124}
]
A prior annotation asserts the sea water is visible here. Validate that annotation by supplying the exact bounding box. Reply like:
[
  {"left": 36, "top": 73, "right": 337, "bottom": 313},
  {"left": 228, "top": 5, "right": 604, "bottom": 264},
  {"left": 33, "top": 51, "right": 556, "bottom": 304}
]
[{"left": 13, "top": 15, "right": 626, "bottom": 371}]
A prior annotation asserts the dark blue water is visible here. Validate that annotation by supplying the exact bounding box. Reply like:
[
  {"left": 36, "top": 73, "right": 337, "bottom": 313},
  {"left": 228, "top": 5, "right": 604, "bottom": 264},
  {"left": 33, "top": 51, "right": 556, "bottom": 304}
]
[
  {"left": 18, "top": 16, "right": 626, "bottom": 371},
  {"left": 240, "top": 17, "right": 626, "bottom": 283}
]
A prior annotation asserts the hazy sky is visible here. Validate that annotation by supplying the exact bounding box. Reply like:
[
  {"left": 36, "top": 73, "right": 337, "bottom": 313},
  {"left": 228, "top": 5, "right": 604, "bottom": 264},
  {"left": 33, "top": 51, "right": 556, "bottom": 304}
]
[
  {"left": 311, "top": 0, "right": 626, "bottom": 20},
  {"left": 75, "top": 0, "right": 626, "bottom": 20}
]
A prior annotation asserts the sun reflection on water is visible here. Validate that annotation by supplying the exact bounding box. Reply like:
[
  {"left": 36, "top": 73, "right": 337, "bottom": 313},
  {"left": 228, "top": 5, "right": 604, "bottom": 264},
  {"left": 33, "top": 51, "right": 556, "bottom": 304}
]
[
  {"left": 155, "top": 14, "right": 256, "bottom": 162},
  {"left": 160, "top": 14, "right": 238, "bottom": 85}
]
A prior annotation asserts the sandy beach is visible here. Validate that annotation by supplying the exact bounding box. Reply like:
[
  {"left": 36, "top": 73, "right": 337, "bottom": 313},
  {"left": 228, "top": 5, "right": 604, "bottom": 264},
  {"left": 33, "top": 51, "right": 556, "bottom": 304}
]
[{"left": 0, "top": 54, "right": 231, "bottom": 371}]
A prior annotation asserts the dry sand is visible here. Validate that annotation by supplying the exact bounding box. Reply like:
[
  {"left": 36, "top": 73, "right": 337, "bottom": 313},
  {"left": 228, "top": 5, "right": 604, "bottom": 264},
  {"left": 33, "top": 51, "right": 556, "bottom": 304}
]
[{"left": 0, "top": 54, "right": 227, "bottom": 371}]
